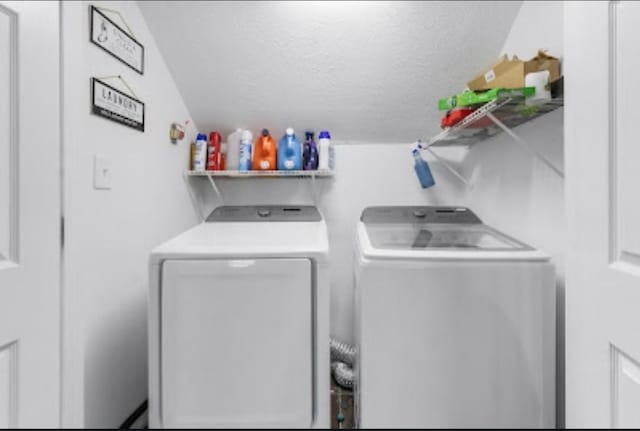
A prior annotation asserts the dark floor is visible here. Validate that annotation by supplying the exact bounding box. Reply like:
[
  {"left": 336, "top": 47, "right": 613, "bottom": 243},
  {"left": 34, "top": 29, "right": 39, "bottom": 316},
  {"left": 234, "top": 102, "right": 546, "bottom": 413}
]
[
  {"left": 135, "top": 378, "right": 354, "bottom": 429},
  {"left": 330, "top": 378, "right": 354, "bottom": 429}
]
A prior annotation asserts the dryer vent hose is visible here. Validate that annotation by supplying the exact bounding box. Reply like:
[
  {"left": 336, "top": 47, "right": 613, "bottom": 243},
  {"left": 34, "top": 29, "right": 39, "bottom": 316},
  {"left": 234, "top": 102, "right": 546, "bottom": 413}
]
[
  {"left": 331, "top": 361, "right": 354, "bottom": 389},
  {"left": 330, "top": 338, "right": 355, "bottom": 389},
  {"left": 330, "top": 338, "right": 355, "bottom": 366}
]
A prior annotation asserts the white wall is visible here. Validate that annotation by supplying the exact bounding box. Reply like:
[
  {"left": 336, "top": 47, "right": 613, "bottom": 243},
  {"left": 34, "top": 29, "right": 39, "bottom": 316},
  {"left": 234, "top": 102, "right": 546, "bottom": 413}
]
[
  {"left": 462, "top": 0, "right": 566, "bottom": 426},
  {"left": 501, "top": 0, "right": 563, "bottom": 60},
  {"left": 61, "top": 1, "right": 199, "bottom": 427}
]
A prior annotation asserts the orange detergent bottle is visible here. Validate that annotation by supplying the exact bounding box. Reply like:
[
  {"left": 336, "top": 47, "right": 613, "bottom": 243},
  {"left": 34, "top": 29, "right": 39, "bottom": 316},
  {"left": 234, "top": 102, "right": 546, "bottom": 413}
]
[{"left": 252, "top": 128, "right": 277, "bottom": 170}]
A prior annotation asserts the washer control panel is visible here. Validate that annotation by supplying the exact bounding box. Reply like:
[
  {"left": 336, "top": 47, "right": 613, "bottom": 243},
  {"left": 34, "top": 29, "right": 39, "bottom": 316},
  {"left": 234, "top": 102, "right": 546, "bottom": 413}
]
[{"left": 360, "top": 206, "right": 482, "bottom": 224}]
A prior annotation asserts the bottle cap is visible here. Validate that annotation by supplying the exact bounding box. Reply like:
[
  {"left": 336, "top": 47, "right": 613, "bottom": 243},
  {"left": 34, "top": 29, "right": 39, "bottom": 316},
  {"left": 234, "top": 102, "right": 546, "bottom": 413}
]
[
  {"left": 305, "top": 130, "right": 314, "bottom": 139},
  {"left": 319, "top": 130, "right": 331, "bottom": 139},
  {"left": 261, "top": 128, "right": 269, "bottom": 137},
  {"left": 286, "top": 127, "right": 294, "bottom": 136},
  {"left": 241, "top": 130, "right": 253, "bottom": 141},
  {"left": 196, "top": 133, "right": 207, "bottom": 141}
]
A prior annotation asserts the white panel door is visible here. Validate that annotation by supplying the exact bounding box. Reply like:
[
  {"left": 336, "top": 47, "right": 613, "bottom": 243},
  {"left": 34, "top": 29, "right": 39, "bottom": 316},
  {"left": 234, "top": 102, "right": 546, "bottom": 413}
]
[
  {"left": 0, "top": 1, "right": 60, "bottom": 427},
  {"left": 161, "top": 258, "right": 312, "bottom": 428},
  {"left": 565, "top": 1, "right": 640, "bottom": 428}
]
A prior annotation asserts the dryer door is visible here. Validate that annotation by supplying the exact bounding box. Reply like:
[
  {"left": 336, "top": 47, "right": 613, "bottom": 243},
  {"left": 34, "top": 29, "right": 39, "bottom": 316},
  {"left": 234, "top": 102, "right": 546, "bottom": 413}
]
[{"left": 161, "top": 258, "right": 313, "bottom": 428}]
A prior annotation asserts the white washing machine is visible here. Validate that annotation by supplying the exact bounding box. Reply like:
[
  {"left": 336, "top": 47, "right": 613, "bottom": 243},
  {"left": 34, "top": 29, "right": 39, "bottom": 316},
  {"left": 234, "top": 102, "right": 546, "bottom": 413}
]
[
  {"left": 148, "top": 205, "right": 330, "bottom": 429},
  {"left": 354, "top": 206, "right": 555, "bottom": 429}
]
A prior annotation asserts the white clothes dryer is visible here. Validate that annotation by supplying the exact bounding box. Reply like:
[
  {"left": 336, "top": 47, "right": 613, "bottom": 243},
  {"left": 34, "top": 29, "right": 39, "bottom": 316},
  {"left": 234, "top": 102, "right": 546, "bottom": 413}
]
[{"left": 149, "top": 205, "right": 330, "bottom": 428}]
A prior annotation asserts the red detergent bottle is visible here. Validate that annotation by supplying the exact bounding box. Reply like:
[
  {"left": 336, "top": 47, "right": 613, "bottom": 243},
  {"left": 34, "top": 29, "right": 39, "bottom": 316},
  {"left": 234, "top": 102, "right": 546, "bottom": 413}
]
[{"left": 207, "top": 131, "right": 222, "bottom": 170}]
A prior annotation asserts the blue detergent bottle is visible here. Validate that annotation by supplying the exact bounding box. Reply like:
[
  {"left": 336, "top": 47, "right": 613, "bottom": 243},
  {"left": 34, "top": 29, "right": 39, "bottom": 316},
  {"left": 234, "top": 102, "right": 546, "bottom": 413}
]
[
  {"left": 413, "top": 148, "right": 435, "bottom": 188},
  {"left": 278, "top": 127, "right": 302, "bottom": 170}
]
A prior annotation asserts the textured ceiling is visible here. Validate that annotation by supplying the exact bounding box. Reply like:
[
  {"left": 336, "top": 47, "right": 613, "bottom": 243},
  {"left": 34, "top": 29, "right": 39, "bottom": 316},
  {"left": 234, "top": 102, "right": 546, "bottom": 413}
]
[{"left": 139, "top": 1, "right": 522, "bottom": 143}]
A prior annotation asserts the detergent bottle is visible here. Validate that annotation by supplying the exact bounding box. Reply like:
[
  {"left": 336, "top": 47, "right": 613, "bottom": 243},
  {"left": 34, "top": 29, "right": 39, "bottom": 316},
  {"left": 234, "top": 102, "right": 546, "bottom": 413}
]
[
  {"left": 277, "top": 128, "right": 302, "bottom": 170},
  {"left": 252, "top": 128, "right": 277, "bottom": 170},
  {"left": 193, "top": 133, "right": 208, "bottom": 172},
  {"left": 238, "top": 130, "right": 253, "bottom": 171},
  {"left": 225, "top": 128, "right": 242, "bottom": 170},
  {"left": 206, "top": 131, "right": 222, "bottom": 170},
  {"left": 318, "top": 130, "right": 333, "bottom": 170},
  {"left": 303, "top": 130, "right": 319, "bottom": 170},
  {"left": 219, "top": 142, "right": 227, "bottom": 170}
]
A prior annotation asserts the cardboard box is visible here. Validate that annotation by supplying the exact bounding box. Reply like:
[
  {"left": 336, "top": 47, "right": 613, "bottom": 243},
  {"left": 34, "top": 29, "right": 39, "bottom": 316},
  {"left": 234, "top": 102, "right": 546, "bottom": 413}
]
[
  {"left": 438, "top": 87, "right": 535, "bottom": 111},
  {"left": 467, "top": 50, "right": 561, "bottom": 91}
]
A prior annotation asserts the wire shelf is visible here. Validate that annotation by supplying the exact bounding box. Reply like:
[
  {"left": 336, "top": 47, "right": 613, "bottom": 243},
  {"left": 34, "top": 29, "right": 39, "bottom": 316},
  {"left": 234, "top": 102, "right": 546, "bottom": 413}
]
[
  {"left": 427, "top": 95, "right": 564, "bottom": 148},
  {"left": 185, "top": 169, "right": 335, "bottom": 178}
]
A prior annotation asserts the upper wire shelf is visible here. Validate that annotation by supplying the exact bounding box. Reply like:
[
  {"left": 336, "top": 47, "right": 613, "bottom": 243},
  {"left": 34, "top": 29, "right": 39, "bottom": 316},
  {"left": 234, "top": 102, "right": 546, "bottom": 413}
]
[{"left": 426, "top": 95, "right": 564, "bottom": 148}]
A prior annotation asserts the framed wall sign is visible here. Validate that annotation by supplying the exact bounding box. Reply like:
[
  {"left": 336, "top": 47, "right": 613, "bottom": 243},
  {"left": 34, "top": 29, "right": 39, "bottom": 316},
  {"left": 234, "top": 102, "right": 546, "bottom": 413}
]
[
  {"left": 90, "top": 5, "right": 144, "bottom": 74},
  {"left": 91, "top": 78, "right": 145, "bottom": 132}
]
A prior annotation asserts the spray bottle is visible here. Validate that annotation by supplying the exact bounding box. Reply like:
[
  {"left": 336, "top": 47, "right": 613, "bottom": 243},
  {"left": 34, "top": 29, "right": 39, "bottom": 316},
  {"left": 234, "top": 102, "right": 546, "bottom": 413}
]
[{"left": 412, "top": 141, "right": 435, "bottom": 188}]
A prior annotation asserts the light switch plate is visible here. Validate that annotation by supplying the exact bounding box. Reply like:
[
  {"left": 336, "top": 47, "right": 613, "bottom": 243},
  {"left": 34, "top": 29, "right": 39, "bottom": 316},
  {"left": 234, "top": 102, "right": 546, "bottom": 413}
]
[{"left": 94, "top": 155, "right": 112, "bottom": 190}]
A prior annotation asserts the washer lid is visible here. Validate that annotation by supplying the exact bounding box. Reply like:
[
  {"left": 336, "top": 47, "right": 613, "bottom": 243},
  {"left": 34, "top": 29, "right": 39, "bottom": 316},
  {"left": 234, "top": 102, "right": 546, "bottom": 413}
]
[
  {"left": 364, "top": 222, "right": 529, "bottom": 251},
  {"left": 361, "top": 206, "right": 527, "bottom": 251},
  {"left": 359, "top": 206, "right": 544, "bottom": 257}
]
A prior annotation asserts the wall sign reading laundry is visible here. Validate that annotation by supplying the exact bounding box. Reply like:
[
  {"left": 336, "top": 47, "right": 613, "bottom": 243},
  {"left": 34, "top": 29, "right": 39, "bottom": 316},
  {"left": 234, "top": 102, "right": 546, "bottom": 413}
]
[
  {"left": 90, "top": 5, "right": 144, "bottom": 74},
  {"left": 91, "top": 78, "right": 145, "bottom": 132}
]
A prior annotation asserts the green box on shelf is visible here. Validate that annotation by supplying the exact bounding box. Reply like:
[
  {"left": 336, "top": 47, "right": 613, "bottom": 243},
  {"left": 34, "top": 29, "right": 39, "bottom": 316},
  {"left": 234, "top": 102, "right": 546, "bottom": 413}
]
[{"left": 437, "top": 87, "right": 536, "bottom": 111}]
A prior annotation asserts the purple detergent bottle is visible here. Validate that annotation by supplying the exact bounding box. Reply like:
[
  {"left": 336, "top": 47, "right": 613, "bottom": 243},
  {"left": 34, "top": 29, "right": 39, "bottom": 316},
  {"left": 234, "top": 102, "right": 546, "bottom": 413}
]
[{"left": 303, "top": 130, "right": 319, "bottom": 170}]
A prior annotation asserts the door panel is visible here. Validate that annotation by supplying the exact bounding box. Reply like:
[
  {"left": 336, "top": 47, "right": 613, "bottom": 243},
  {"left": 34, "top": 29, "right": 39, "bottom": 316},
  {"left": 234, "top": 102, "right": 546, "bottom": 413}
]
[
  {"left": 611, "top": 346, "right": 640, "bottom": 428},
  {"left": 0, "top": 6, "right": 17, "bottom": 427},
  {"left": 0, "top": 3, "right": 16, "bottom": 264},
  {"left": 0, "top": 1, "right": 60, "bottom": 427},
  {"left": 565, "top": 1, "right": 640, "bottom": 427},
  {"left": 161, "top": 258, "right": 312, "bottom": 428},
  {"left": 614, "top": 1, "right": 640, "bottom": 267},
  {"left": 0, "top": 342, "right": 17, "bottom": 428}
]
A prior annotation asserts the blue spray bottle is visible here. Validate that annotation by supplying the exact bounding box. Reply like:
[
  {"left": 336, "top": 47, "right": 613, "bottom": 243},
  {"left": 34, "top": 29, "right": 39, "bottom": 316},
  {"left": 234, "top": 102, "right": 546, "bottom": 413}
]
[{"left": 412, "top": 144, "right": 435, "bottom": 188}]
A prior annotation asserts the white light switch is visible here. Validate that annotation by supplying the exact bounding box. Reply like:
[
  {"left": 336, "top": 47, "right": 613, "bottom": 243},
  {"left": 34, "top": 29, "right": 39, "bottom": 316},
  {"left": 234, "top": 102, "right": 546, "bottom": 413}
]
[{"left": 94, "top": 155, "right": 112, "bottom": 190}]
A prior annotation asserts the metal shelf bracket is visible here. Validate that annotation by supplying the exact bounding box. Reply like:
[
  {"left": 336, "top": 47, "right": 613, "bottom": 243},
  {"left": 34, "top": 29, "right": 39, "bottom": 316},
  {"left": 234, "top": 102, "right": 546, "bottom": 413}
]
[
  {"left": 424, "top": 147, "right": 472, "bottom": 188},
  {"left": 485, "top": 111, "right": 564, "bottom": 178},
  {"left": 205, "top": 173, "right": 224, "bottom": 204}
]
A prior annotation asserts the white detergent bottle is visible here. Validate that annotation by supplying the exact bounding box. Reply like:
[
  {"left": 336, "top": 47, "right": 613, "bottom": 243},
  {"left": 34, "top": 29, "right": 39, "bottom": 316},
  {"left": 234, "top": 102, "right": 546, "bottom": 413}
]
[
  {"left": 238, "top": 130, "right": 253, "bottom": 171},
  {"left": 318, "top": 130, "right": 332, "bottom": 170},
  {"left": 193, "top": 133, "right": 208, "bottom": 172},
  {"left": 225, "top": 128, "right": 242, "bottom": 170}
]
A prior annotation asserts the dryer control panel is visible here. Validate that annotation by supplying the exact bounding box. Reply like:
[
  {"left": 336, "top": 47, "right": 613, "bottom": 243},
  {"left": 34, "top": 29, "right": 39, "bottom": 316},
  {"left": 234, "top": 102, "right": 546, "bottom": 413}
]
[{"left": 207, "top": 205, "right": 322, "bottom": 222}]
